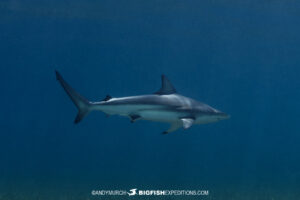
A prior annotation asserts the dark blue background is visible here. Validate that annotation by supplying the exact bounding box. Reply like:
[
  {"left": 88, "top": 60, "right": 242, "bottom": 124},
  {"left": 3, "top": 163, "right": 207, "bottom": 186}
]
[{"left": 1, "top": 0, "right": 300, "bottom": 199}]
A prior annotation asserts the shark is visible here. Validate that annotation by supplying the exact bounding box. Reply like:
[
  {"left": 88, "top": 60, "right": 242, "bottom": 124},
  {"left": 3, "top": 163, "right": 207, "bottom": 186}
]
[{"left": 56, "top": 71, "right": 229, "bottom": 134}]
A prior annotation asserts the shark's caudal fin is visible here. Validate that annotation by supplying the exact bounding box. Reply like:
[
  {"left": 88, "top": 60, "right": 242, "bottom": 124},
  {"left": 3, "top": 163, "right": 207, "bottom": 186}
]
[{"left": 55, "top": 70, "right": 92, "bottom": 124}]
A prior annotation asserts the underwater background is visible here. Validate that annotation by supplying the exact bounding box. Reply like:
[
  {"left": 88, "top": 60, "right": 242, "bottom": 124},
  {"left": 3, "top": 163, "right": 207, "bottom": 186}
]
[{"left": 1, "top": 0, "right": 300, "bottom": 199}]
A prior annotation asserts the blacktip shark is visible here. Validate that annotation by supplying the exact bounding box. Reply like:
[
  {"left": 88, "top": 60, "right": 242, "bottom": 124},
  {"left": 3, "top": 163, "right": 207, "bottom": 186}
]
[{"left": 56, "top": 71, "right": 230, "bottom": 134}]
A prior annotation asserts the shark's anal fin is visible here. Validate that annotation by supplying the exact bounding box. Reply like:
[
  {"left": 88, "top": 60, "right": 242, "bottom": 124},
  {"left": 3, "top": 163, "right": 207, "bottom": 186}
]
[
  {"left": 155, "top": 75, "right": 177, "bottom": 95},
  {"left": 129, "top": 114, "right": 141, "bottom": 123},
  {"left": 162, "top": 122, "right": 182, "bottom": 134},
  {"left": 181, "top": 118, "right": 194, "bottom": 129}
]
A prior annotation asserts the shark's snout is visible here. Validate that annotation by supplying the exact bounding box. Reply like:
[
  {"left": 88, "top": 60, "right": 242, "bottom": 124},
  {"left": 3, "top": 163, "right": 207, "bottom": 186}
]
[
  {"left": 216, "top": 111, "right": 230, "bottom": 120},
  {"left": 223, "top": 113, "right": 231, "bottom": 119}
]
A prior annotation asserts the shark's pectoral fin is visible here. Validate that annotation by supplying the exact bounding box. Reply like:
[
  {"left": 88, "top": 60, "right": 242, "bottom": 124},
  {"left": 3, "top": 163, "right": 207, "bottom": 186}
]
[
  {"left": 129, "top": 114, "right": 141, "bottom": 123},
  {"left": 181, "top": 118, "right": 194, "bottom": 129},
  {"left": 162, "top": 122, "right": 182, "bottom": 134},
  {"left": 163, "top": 118, "right": 194, "bottom": 134}
]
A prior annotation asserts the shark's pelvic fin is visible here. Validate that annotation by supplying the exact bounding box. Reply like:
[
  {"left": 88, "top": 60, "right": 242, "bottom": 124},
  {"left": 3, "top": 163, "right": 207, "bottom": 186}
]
[
  {"left": 129, "top": 114, "right": 141, "bottom": 123},
  {"left": 155, "top": 75, "right": 177, "bottom": 95},
  {"left": 181, "top": 118, "right": 194, "bottom": 129},
  {"left": 55, "top": 70, "right": 92, "bottom": 124}
]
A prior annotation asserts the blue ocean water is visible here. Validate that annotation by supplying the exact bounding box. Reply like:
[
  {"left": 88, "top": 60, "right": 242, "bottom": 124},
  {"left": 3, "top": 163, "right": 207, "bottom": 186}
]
[{"left": 1, "top": 1, "right": 300, "bottom": 199}]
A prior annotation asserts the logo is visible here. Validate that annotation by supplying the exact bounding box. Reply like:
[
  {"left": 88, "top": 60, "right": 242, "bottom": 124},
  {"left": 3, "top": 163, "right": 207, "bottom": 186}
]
[
  {"left": 91, "top": 188, "right": 209, "bottom": 196},
  {"left": 127, "top": 189, "right": 137, "bottom": 196}
]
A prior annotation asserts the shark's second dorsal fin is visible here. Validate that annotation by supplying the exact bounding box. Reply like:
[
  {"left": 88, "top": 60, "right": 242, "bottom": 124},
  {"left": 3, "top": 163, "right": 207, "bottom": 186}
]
[
  {"left": 102, "top": 95, "right": 112, "bottom": 101},
  {"left": 155, "top": 75, "right": 177, "bottom": 95}
]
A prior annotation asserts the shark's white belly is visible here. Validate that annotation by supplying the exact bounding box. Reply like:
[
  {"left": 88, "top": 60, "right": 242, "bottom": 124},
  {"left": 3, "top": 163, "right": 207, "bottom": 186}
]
[
  {"left": 194, "top": 115, "right": 219, "bottom": 124},
  {"left": 138, "top": 110, "right": 181, "bottom": 123}
]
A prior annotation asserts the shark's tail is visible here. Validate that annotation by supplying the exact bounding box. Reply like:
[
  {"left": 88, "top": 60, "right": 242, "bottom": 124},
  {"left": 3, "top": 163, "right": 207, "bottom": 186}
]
[{"left": 55, "top": 70, "right": 93, "bottom": 124}]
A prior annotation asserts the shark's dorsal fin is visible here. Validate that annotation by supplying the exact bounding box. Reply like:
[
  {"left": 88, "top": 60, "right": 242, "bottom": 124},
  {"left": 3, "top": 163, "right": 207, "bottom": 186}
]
[{"left": 155, "top": 75, "right": 177, "bottom": 95}]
